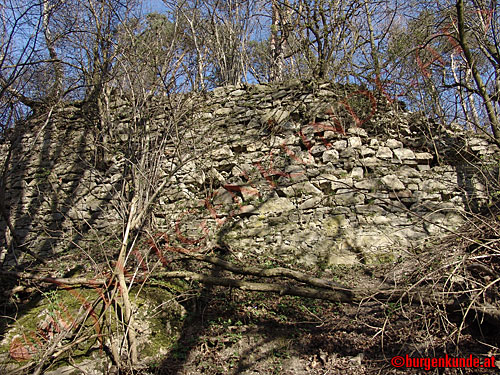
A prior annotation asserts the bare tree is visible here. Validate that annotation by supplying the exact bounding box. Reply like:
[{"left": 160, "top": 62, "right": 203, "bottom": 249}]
[
  {"left": 455, "top": 0, "right": 500, "bottom": 143},
  {"left": 270, "top": 0, "right": 284, "bottom": 81},
  {"left": 289, "top": 0, "right": 364, "bottom": 79},
  {"left": 0, "top": 0, "right": 140, "bottom": 114},
  {"left": 0, "top": 0, "right": 48, "bottom": 123}
]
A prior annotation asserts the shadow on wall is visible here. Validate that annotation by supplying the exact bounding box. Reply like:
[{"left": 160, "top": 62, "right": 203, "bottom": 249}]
[
  {"left": 447, "top": 133, "right": 499, "bottom": 214},
  {"left": 0, "top": 105, "right": 123, "bottom": 342}
]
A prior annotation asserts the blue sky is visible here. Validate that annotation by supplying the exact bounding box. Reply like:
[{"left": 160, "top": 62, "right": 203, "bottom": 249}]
[{"left": 141, "top": 1, "right": 169, "bottom": 15}]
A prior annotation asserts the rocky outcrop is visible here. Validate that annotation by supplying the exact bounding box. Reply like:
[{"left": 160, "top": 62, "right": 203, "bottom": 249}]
[{"left": 1, "top": 80, "right": 498, "bottom": 268}]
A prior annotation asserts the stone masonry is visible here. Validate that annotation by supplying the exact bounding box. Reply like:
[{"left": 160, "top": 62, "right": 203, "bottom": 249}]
[{"left": 0, "top": 80, "right": 498, "bottom": 269}]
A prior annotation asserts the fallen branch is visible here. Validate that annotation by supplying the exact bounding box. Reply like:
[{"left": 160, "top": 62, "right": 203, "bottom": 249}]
[
  {"left": 4, "top": 263, "right": 499, "bottom": 326},
  {"left": 0, "top": 265, "right": 442, "bottom": 305},
  {"left": 0, "top": 270, "right": 106, "bottom": 286},
  {"left": 155, "top": 270, "right": 353, "bottom": 302},
  {"left": 186, "top": 253, "right": 353, "bottom": 294},
  {"left": 0, "top": 269, "right": 351, "bottom": 301}
]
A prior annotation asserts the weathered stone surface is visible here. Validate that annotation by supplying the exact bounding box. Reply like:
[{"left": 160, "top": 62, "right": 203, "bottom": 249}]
[
  {"left": 348, "top": 127, "right": 368, "bottom": 137},
  {"left": 332, "top": 140, "right": 347, "bottom": 150},
  {"left": 361, "top": 146, "right": 376, "bottom": 157},
  {"left": 215, "top": 107, "right": 232, "bottom": 116},
  {"left": 230, "top": 89, "right": 246, "bottom": 96},
  {"left": 283, "top": 182, "right": 323, "bottom": 197},
  {"left": 386, "top": 139, "right": 403, "bottom": 149},
  {"left": 354, "top": 179, "right": 379, "bottom": 191},
  {"left": 389, "top": 190, "right": 412, "bottom": 199},
  {"left": 257, "top": 197, "right": 295, "bottom": 214},
  {"left": 323, "top": 149, "right": 340, "bottom": 163},
  {"left": 420, "top": 180, "right": 448, "bottom": 192},
  {"left": 417, "top": 165, "right": 431, "bottom": 171},
  {"left": 240, "top": 186, "right": 260, "bottom": 201},
  {"left": 376, "top": 146, "right": 393, "bottom": 159},
  {"left": 261, "top": 108, "right": 290, "bottom": 124},
  {"left": 211, "top": 145, "right": 234, "bottom": 160},
  {"left": 299, "top": 196, "right": 322, "bottom": 210},
  {"left": 381, "top": 174, "right": 405, "bottom": 190},
  {"left": 360, "top": 157, "right": 380, "bottom": 167},
  {"left": 335, "top": 189, "right": 365, "bottom": 205},
  {"left": 348, "top": 137, "right": 362, "bottom": 148},
  {"left": 351, "top": 167, "right": 364, "bottom": 179},
  {"left": 415, "top": 152, "right": 433, "bottom": 161},
  {"left": 328, "top": 177, "right": 353, "bottom": 190},
  {"left": 393, "top": 148, "right": 415, "bottom": 160},
  {"left": 324, "top": 130, "right": 338, "bottom": 139},
  {"left": 213, "top": 87, "right": 226, "bottom": 96},
  {"left": 1, "top": 78, "right": 497, "bottom": 271}
]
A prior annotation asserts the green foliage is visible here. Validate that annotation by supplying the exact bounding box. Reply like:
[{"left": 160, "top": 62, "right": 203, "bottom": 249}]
[
  {"left": 248, "top": 40, "right": 272, "bottom": 83},
  {"left": 40, "top": 290, "right": 61, "bottom": 316}
]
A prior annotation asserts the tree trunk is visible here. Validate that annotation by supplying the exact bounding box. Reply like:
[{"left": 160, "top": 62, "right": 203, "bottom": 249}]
[{"left": 456, "top": 0, "right": 500, "bottom": 144}]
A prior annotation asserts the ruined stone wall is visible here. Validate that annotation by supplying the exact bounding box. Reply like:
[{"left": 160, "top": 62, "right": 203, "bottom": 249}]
[
  {"left": 0, "top": 104, "right": 125, "bottom": 259},
  {"left": 1, "top": 80, "right": 498, "bottom": 268}
]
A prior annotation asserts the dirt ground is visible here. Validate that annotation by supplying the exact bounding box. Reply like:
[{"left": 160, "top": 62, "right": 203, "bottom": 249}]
[
  {"left": 149, "top": 277, "right": 499, "bottom": 375},
  {"left": 1, "top": 232, "right": 499, "bottom": 375}
]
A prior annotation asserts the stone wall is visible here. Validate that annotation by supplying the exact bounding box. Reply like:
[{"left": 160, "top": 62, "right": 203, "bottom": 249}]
[
  {"left": 1, "top": 80, "right": 498, "bottom": 268},
  {"left": 0, "top": 105, "right": 124, "bottom": 259}
]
